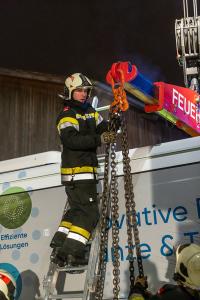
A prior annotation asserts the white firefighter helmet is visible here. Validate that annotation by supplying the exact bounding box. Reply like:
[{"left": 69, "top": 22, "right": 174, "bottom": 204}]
[
  {"left": 63, "top": 73, "right": 93, "bottom": 100},
  {"left": 0, "top": 280, "right": 9, "bottom": 299},
  {"left": 174, "top": 243, "right": 200, "bottom": 289},
  {"left": 0, "top": 270, "right": 16, "bottom": 300}
]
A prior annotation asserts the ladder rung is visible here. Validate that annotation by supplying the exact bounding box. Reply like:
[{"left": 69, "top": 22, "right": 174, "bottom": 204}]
[
  {"left": 48, "top": 291, "right": 83, "bottom": 299},
  {"left": 57, "top": 265, "right": 88, "bottom": 272}
]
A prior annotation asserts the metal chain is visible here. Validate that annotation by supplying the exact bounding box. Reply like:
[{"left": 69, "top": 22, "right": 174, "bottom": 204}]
[
  {"left": 119, "top": 112, "right": 135, "bottom": 286},
  {"left": 95, "top": 110, "right": 144, "bottom": 299},
  {"left": 94, "top": 140, "right": 110, "bottom": 300},
  {"left": 110, "top": 136, "right": 120, "bottom": 299},
  {"left": 95, "top": 113, "right": 121, "bottom": 300},
  {"left": 120, "top": 112, "right": 144, "bottom": 279}
]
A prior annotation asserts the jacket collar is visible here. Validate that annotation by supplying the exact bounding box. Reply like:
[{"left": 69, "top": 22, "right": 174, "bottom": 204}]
[{"left": 65, "top": 99, "right": 90, "bottom": 111}]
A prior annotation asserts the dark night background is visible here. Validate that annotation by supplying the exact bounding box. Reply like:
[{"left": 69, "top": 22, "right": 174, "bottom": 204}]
[{"left": 0, "top": 0, "right": 188, "bottom": 85}]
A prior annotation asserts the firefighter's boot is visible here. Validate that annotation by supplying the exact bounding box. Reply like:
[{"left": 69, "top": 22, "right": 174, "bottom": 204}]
[{"left": 55, "top": 238, "right": 89, "bottom": 267}]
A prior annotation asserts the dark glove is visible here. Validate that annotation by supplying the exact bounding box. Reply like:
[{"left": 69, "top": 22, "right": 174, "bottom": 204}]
[
  {"left": 135, "top": 276, "right": 148, "bottom": 290},
  {"left": 128, "top": 276, "right": 149, "bottom": 300},
  {"left": 101, "top": 131, "right": 117, "bottom": 144}
]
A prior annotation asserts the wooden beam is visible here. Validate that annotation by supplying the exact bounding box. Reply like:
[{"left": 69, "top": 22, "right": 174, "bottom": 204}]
[{"left": 0, "top": 67, "right": 65, "bottom": 84}]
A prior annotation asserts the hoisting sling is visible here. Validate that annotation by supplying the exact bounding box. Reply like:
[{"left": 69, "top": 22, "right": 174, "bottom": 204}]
[{"left": 94, "top": 65, "right": 145, "bottom": 300}]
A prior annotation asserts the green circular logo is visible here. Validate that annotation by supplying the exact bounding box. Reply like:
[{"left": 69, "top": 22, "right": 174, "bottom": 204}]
[{"left": 0, "top": 187, "right": 32, "bottom": 229}]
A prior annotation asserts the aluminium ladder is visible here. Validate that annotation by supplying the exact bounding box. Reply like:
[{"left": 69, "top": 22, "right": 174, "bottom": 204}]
[{"left": 43, "top": 221, "right": 101, "bottom": 300}]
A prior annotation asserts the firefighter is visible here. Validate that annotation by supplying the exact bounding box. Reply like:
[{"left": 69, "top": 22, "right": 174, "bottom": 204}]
[
  {"left": 129, "top": 243, "right": 200, "bottom": 300},
  {"left": 50, "top": 73, "right": 117, "bottom": 266},
  {"left": 0, "top": 271, "right": 15, "bottom": 300}
]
